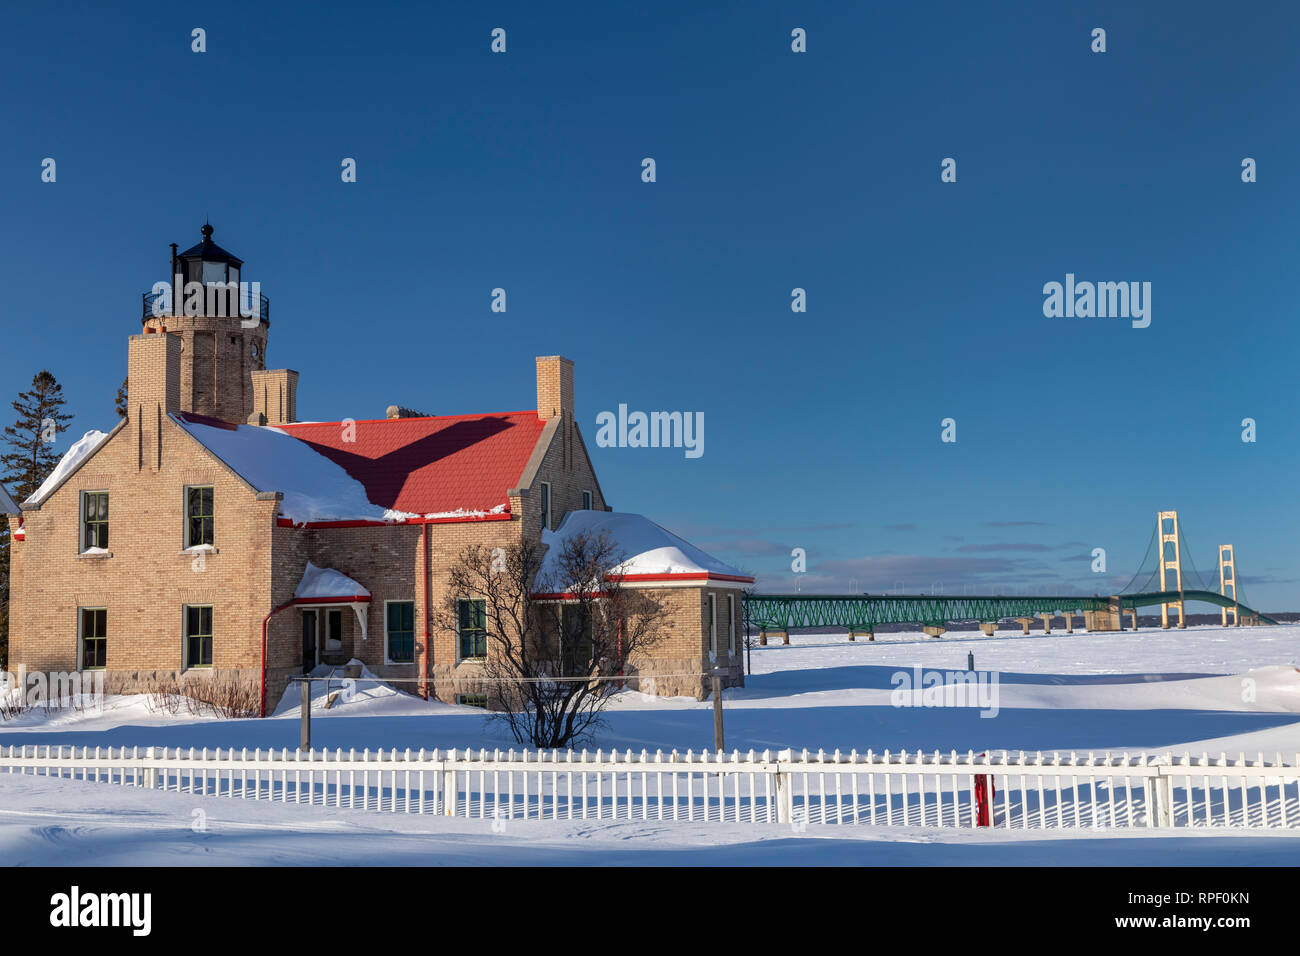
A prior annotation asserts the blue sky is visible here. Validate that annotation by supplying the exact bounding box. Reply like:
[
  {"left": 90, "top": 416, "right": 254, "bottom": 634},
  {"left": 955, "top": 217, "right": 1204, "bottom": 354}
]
[{"left": 1, "top": 1, "right": 1296, "bottom": 609}]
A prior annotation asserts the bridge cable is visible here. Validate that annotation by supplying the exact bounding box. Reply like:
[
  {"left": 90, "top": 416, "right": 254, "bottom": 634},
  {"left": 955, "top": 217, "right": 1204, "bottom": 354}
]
[{"left": 1117, "top": 523, "right": 1157, "bottom": 595}]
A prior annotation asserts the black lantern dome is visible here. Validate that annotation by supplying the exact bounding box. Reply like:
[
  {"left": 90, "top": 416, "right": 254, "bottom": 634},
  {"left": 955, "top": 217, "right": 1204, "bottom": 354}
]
[
  {"left": 176, "top": 222, "right": 243, "bottom": 286},
  {"left": 142, "top": 223, "right": 269, "bottom": 324}
]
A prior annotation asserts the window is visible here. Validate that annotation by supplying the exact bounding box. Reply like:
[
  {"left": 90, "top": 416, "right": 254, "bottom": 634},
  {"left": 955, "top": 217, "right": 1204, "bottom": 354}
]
[
  {"left": 186, "top": 486, "right": 214, "bottom": 547},
  {"left": 539, "top": 482, "right": 552, "bottom": 530},
  {"left": 728, "top": 594, "right": 736, "bottom": 654},
  {"left": 80, "top": 608, "right": 107, "bottom": 670},
  {"left": 185, "top": 605, "right": 213, "bottom": 668},
  {"left": 202, "top": 260, "right": 227, "bottom": 285},
  {"left": 457, "top": 694, "right": 488, "bottom": 709},
  {"left": 582, "top": 490, "right": 592, "bottom": 510},
  {"left": 82, "top": 492, "right": 108, "bottom": 551},
  {"left": 458, "top": 599, "right": 487, "bottom": 660},
  {"left": 559, "top": 604, "right": 594, "bottom": 676},
  {"left": 386, "top": 601, "right": 415, "bottom": 663},
  {"left": 709, "top": 594, "right": 718, "bottom": 655}
]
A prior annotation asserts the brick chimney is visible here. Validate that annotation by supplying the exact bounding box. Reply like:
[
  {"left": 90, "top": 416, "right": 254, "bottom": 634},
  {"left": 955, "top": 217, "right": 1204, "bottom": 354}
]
[
  {"left": 248, "top": 369, "right": 298, "bottom": 426},
  {"left": 536, "top": 356, "right": 573, "bottom": 421},
  {"left": 127, "top": 332, "right": 181, "bottom": 471}
]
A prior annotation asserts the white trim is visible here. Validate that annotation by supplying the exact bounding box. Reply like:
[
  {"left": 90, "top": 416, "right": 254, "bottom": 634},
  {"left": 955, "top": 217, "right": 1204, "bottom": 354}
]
[{"left": 383, "top": 598, "right": 416, "bottom": 666}]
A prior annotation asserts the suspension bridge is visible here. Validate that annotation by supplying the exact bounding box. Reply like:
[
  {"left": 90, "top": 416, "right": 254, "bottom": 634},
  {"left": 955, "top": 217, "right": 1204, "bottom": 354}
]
[{"left": 743, "top": 510, "right": 1279, "bottom": 642}]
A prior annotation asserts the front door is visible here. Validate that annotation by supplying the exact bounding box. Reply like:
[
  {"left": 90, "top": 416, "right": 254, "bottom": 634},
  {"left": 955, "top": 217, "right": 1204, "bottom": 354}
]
[{"left": 301, "top": 610, "right": 318, "bottom": 673}]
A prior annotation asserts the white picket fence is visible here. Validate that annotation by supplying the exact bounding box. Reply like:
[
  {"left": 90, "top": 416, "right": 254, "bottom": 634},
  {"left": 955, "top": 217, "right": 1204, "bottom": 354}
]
[{"left": 4, "top": 744, "right": 1300, "bottom": 830}]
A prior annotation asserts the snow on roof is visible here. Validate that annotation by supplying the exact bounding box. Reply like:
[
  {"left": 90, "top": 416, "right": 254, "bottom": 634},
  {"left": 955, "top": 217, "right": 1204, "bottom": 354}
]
[
  {"left": 539, "top": 511, "right": 753, "bottom": 586},
  {"left": 173, "top": 414, "right": 389, "bottom": 523},
  {"left": 294, "top": 562, "right": 371, "bottom": 601},
  {"left": 25, "top": 430, "right": 111, "bottom": 507},
  {"left": 175, "top": 411, "right": 539, "bottom": 524},
  {"left": 0, "top": 482, "right": 18, "bottom": 515}
]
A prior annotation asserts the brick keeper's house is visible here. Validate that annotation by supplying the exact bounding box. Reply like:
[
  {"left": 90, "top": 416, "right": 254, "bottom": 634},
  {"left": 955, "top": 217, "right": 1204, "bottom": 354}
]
[{"left": 2, "top": 225, "right": 751, "bottom": 713}]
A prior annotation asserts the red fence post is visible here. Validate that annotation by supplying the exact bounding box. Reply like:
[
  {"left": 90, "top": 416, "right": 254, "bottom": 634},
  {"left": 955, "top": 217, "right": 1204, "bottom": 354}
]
[{"left": 974, "top": 752, "right": 995, "bottom": 827}]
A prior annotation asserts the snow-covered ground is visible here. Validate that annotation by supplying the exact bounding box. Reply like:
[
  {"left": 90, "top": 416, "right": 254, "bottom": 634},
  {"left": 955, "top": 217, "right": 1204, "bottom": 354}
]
[
  {"left": 3, "top": 623, "right": 1300, "bottom": 864},
  {"left": 4, "top": 772, "right": 1298, "bottom": 866}
]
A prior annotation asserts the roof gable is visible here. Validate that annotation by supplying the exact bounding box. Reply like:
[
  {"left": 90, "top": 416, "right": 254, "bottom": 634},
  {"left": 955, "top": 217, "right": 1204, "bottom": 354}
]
[{"left": 23, "top": 428, "right": 115, "bottom": 508}]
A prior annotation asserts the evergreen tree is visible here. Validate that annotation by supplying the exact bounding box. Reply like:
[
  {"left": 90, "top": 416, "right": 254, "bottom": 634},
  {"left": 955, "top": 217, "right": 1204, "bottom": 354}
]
[
  {"left": 0, "top": 371, "right": 75, "bottom": 667},
  {"left": 1, "top": 371, "right": 75, "bottom": 501},
  {"left": 115, "top": 377, "right": 128, "bottom": 418}
]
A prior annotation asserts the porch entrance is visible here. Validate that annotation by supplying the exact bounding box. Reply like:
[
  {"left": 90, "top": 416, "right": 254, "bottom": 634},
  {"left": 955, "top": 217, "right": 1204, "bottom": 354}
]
[{"left": 301, "top": 610, "right": 318, "bottom": 672}]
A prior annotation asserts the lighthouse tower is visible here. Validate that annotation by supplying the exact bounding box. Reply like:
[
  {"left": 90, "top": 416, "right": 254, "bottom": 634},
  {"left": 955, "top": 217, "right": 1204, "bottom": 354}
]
[{"left": 140, "top": 223, "right": 294, "bottom": 425}]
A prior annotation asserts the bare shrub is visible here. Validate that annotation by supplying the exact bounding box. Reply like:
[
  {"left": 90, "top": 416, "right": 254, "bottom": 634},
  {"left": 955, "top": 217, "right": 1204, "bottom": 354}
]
[{"left": 439, "top": 531, "right": 667, "bottom": 749}]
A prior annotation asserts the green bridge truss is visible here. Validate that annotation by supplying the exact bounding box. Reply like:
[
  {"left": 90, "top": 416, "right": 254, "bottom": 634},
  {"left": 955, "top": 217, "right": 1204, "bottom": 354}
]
[
  {"left": 743, "top": 590, "right": 1278, "bottom": 631},
  {"left": 1119, "top": 590, "right": 1277, "bottom": 625}
]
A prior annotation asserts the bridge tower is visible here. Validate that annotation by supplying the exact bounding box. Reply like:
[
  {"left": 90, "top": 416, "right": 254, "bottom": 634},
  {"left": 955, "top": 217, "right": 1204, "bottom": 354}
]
[
  {"left": 1157, "top": 510, "right": 1186, "bottom": 629},
  {"left": 1218, "top": 544, "right": 1239, "bottom": 627}
]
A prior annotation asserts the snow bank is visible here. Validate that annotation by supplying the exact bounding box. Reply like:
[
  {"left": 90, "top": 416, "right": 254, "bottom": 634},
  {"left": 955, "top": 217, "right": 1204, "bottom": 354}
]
[
  {"left": 295, "top": 562, "right": 371, "bottom": 600},
  {"left": 539, "top": 511, "right": 751, "bottom": 584},
  {"left": 25, "top": 429, "right": 110, "bottom": 506},
  {"left": 7, "top": 773, "right": 1300, "bottom": 866},
  {"left": 270, "top": 660, "right": 460, "bottom": 718}
]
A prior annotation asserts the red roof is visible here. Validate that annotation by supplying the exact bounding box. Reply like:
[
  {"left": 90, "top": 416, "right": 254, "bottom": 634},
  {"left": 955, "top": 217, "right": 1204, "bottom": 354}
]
[{"left": 277, "top": 411, "right": 545, "bottom": 516}]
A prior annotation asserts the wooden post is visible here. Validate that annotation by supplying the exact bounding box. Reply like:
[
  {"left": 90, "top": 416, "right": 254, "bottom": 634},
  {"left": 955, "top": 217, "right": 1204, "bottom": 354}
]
[
  {"left": 299, "top": 678, "right": 311, "bottom": 752},
  {"left": 712, "top": 673, "right": 725, "bottom": 753}
]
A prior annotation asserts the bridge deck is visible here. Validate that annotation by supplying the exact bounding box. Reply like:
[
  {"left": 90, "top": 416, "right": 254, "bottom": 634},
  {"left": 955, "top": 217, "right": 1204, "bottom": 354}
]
[{"left": 743, "top": 590, "right": 1277, "bottom": 629}]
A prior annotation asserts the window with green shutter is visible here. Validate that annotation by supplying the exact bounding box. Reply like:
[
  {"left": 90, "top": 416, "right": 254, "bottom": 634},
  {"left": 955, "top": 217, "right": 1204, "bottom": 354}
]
[
  {"left": 458, "top": 599, "right": 487, "bottom": 660},
  {"left": 386, "top": 601, "right": 415, "bottom": 663}
]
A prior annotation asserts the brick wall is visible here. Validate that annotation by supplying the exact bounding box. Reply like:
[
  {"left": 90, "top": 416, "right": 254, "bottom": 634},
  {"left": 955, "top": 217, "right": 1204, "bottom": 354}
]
[
  {"left": 8, "top": 340, "right": 737, "bottom": 713},
  {"left": 9, "top": 415, "right": 276, "bottom": 684},
  {"left": 624, "top": 584, "right": 746, "bottom": 698},
  {"left": 142, "top": 313, "right": 269, "bottom": 424}
]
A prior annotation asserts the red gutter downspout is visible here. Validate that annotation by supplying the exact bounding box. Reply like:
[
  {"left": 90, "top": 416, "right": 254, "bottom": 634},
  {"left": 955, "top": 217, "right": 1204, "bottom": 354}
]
[
  {"left": 260, "top": 600, "right": 297, "bottom": 718},
  {"left": 420, "top": 522, "right": 431, "bottom": 700}
]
